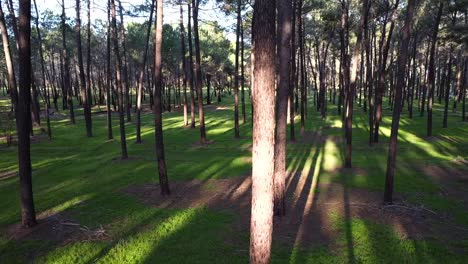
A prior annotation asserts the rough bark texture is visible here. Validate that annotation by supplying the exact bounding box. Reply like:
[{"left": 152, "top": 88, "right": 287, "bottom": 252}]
[
  {"left": 250, "top": 0, "right": 276, "bottom": 262},
  {"left": 18, "top": 0, "right": 37, "bottom": 228},
  {"left": 383, "top": 0, "right": 416, "bottom": 204},
  {"left": 274, "top": 0, "right": 292, "bottom": 217},
  {"left": 154, "top": 0, "right": 170, "bottom": 196}
]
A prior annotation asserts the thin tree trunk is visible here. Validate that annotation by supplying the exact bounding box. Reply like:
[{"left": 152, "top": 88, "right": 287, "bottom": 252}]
[
  {"left": 33, "top": 0, "right": 51, "bottom": 139},
  {"left": 274, "top": 0, "right": 291, "bottom": 217},
  {"left": 136, "top": 0, "right": 155, "bottom": 143},
  {"left": 192, "top": 0, "right": 206, "bottom": 143},
  {"left": 234, "top": 0, "right": 241, "bottom": 138},
  {"left": 76, "top": 0, "right": 92, "bottom": 137},
  {"left": 111, "top": 0, "right": 128, "bottom": 159},
  {"left": 289, "top": 0, "right": 296, "bottom": 142},
  {"left": 427, "top": 2, "right": 443, "bottom": 137},
  {"left": 154, "top": 0, "right": 170, "bottom": 196},
  {"left": 106, "top": 0, "right": 113, "bottom": 140},
  {"left": 62, "top": 0, "right": 75, "bottom": 124},
  {"left": 0, "top": 0, "right": 18, "bottom": 112},
  {"left": 179, "top": 0, "right": 188, "bottom": 126},
  {"left": 384, "top": 0, "right": 416, "bottom": 204},
  {"left": 187, "top": 2, "right": 196, "bottom": 128}
]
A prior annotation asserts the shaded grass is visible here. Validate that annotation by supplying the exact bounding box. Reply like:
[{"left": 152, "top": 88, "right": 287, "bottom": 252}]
[{"left": 0, "top": 94, "right": 467, "bottom": 263}]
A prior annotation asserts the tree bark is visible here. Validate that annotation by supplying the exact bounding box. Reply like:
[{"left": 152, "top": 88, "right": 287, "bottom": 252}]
[
  {"left": 0, "top": 0, "right": 18, "bottom": 112},
  {"left": 233, "top": 0, "right": 241, "bottom": 138},
  {"left": 192, "top": 0, "right": 207, "bottom": 143},
  {"left": 179, "top": 0, "right": 188, "bottom": 126},
  {"left": 187, "top": 2, "right": 196, "bottom": 128},
  {"left": 62, "top": 0, "right": 75, "bottom": 124},
  {"left": 76, "top": 0, "right": 92, "bottom": 137},
  {"left": 384, "top": 0, "right": 416, "bottom": 204},
  {"left": 111, "top": 0, "right": 128, "bottom": 159},
  {"left": 274, "top": 0, "right": 292, "bottom": 217},
  {"left": 154, "top": 0, "right": 170, "bottom": 196},
  {"left": 17, "top": 0, "right": 37, "bottom": 228},
  {"left": 136, "top": 0, "right": 155, "bottom": 143},
  {"left": 250, "top": 0, "right": 276, "bottom": 262},
  {"left": 427, "top": 2, "right": 444, "bottom": 137}
]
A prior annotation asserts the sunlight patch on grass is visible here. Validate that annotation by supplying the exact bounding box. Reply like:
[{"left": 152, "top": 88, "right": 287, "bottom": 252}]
[{"left": 323, "top": 139, "right": 341, "bottom": 172}]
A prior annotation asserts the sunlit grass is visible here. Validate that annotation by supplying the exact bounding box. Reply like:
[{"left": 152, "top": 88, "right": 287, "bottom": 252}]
[{"left": 0, "top": 94, "right": 467, "bottom": 262}]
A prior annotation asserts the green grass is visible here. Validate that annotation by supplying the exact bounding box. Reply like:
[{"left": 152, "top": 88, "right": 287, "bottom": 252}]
[{"left": 0, "top": 93, "right": 467, "bottom": 263}]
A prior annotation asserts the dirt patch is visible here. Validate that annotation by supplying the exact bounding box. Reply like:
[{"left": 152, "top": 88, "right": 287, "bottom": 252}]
[
  {"left": 5, "top": 211, "right": 108, "bottom": 244},
  {"left": 421, "top": 164, "right": 468, "bottom": 208},
  {"left": 191, "top": 140, "right": 216, "bottom": 148},
  {"left": 122, "top": 167, "right": 465, "bottom": 249}
]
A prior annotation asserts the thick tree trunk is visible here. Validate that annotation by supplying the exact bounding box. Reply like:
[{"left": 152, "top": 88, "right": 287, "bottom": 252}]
[
  {"left": 384, "top": 0, "right": 416, "bottom": 204},
  {"left": 250, "top": 0, "right": 276, "bottom": 262},
  {"left": 111, "top": 0, "right": 128, "bottom": 159},
  {"left": 18, "top": 0, "right": 37, "bottom": 228},
  {"left": 154, "top": 0, "right": 170, "bottom": 196},
  {"left": 274, "top": 0, "right": 292, "bottom": 217}
]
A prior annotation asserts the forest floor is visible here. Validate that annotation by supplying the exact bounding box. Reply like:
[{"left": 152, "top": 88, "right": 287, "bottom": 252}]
[{"left": 0, "top": 95, "right": 468, "bottom": 263}]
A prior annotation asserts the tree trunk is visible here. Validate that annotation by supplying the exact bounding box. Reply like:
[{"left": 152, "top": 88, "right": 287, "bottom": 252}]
[
  {"left": 427, "top": 2, "right": 443, "bottom": 137},
  {"left": 179, "top": 0, "right": 188, "bottom": 126},
  {"left": 136, "top": 0, "right": 155, "bottom": 143},
  {"left": 240, "top": 22, "right": 246, "bottom": 124},
  {"left": 106, "top": 0, "right": 113, "bottom": 140},
  {"left": 111, "top": 0, "right": 128, "bottom": 159},
  {"left": 289, "top": 0, "right": 296, "bottom": 142},
  {"left": 61, "top": 0, "right": 75, "bottom": 124},
  {"left": 117, "top": 0, "right": 131, "bottom": 123},
  {"left": 274, "top": 0, "right": 292, "bottom": 217},
  {"left": 76, "top": 0, "right": 92, "bottom": 137},
  {"left": 384, "top": 0, "right": 416, "bottom": 204},
  {"left": 192, "top": 0, "right": 207, "bottom": 143},
  {"left": 234, "top": 0, "right": 241, "bottom": 138},
  {"left": 0, "top": 0, "right": 18, "bottom": 112},
  {"left": 33, "top": 0, "right": 51, "bottom": 139},
  {"left": 187, "top": 2, "right": 196, "bottom": 128},
  {"left": 154, "top": 0, "right": 170, "bottom": 196},
  {"left": 18, "top": 0, "right": 37, "bottom": 228},
  {"left": 250, "top": 0, "right": 276, "bottom": 262}
]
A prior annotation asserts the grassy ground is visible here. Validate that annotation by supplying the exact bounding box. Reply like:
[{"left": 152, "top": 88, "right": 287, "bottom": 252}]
[{"left": 0, "top": 93, "right": 467, "bottom": 263}]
